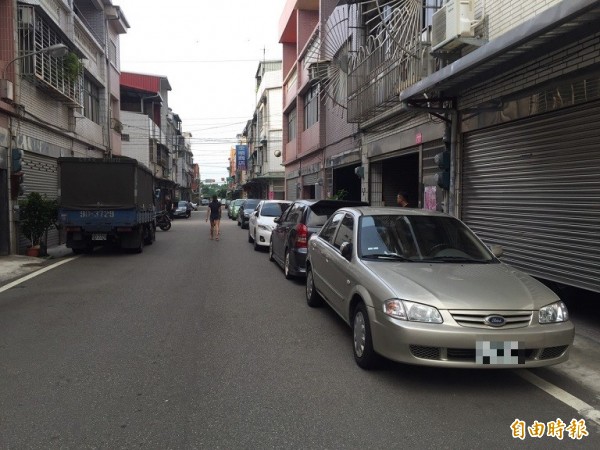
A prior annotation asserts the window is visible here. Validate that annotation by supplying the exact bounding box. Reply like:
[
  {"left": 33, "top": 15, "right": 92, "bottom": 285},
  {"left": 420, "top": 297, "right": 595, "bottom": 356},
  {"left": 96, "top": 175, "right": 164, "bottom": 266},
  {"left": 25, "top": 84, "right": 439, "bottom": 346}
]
[
  {"left": 83, "top": 77, "right": 100, "bottom": 124},
  {"left": 320, "top": 212, "right": 344, "bottom": 244},
  {"left": 285, "top": 203, "right": 304, "bottom": 224},
  {"left": 304, "top": 85, "right": 319, "bottom": 129},
  {"left": 287, "top": 108, "right": 297, "bottom": 142},
  {"left": 333, "top": 215, "right": 354, "bottom": 249}
]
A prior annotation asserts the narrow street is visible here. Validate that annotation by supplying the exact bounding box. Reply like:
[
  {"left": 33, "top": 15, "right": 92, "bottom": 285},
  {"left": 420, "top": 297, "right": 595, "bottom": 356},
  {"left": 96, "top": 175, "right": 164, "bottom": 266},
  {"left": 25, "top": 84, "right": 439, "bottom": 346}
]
[{"left": 0, "top": 209, "right": 599, "bottom": 449}]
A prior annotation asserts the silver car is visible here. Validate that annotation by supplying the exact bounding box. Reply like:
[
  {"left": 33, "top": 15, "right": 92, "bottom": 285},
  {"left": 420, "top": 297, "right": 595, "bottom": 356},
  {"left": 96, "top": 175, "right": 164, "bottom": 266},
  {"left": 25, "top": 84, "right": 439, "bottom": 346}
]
[{"left": 306, "top": 207, "right": 574, "bottom": 370}]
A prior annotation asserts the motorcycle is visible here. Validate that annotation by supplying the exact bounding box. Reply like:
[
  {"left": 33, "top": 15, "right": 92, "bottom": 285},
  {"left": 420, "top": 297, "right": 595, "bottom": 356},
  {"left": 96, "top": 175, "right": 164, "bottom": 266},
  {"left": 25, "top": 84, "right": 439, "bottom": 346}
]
[{"left": 156, "top": 210, "right": 172, "bottom": 231}]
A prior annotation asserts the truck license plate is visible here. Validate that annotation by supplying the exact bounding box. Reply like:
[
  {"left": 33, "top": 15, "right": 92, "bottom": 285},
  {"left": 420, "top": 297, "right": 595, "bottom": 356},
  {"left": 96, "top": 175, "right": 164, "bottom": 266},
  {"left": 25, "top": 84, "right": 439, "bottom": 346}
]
[{"left": 92, "top": 233, "right": 107, "bottom": 241}]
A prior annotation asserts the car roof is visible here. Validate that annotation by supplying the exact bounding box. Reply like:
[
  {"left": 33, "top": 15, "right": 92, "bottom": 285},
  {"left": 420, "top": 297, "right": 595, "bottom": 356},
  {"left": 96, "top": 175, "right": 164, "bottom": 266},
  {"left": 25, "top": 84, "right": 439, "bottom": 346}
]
[
  {"left": 290, "top": 199, "right": 368, "bottom": 208},
  {"left": 337, "top": 206, "right": 450, "bottom": 217}
]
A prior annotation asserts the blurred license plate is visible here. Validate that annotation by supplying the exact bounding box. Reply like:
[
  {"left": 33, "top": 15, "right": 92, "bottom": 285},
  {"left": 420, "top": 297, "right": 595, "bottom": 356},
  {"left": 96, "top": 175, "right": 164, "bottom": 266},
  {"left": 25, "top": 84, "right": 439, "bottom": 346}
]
[
  {"left": 476, "top": 341, "right": 524, "bottom": 365},
  {"left": 92, "top": 233, "right": 107, "bottom": 241}
]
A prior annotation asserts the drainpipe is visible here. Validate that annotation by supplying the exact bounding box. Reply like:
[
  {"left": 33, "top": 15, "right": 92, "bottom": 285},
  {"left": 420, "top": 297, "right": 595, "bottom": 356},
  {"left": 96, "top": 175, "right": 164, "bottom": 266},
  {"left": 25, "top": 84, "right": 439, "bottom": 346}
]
[
  {"left": 104, "top": 15, "right": 113, "bottom": 157},
  {"left": 7, "top": 116, "right": 16, "bottom": 254},
  {"left": 449, "top": 109, "right": 458, "bottom": 217}
]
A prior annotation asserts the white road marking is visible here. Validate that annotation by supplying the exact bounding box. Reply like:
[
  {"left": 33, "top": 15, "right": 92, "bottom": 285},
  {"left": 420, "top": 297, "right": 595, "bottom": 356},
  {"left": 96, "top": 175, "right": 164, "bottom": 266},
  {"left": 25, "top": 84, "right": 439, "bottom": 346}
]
[
  {"left": 0, "top": 256, "right": 79, "bottom": 294},
  {"left": 516, "top": 369, "right": 600, "bottom": 426}
]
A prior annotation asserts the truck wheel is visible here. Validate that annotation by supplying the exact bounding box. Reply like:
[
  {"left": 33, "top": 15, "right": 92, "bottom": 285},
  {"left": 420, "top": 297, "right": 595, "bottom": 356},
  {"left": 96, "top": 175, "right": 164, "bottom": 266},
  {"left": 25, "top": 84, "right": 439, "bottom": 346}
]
[
  {"left": 143, "top": 224, "right": 154, "bottom": 245},
  {"left": 134, "top": 228, "right": 144, "bottom": 253}
]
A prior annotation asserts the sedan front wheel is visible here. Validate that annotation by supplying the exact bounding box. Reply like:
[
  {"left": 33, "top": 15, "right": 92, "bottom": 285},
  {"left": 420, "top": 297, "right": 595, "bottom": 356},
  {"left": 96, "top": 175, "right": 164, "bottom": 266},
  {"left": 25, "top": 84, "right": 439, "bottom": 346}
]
[{"left": 352, "top": 303, "right": 379, "bottom": 370}]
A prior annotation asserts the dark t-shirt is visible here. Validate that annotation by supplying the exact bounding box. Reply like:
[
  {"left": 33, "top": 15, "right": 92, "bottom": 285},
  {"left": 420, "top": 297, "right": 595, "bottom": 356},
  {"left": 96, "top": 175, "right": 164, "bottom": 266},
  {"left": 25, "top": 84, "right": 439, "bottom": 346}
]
[{"left": 208, "top": 201, "right": 222, "bottom": 220}]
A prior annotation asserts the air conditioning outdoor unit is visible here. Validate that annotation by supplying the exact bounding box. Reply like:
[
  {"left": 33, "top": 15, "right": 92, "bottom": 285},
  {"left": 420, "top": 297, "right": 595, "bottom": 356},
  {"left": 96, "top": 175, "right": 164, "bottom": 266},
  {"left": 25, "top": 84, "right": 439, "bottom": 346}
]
[
  {"left": 431, "top": 0, "right": 474, "bottom": 52},
  {"left": 20, "top": 7, "right": 35, "bottom": 29},
  {"left": 308, "top": 61, "right": 330, "bottom": 81}
]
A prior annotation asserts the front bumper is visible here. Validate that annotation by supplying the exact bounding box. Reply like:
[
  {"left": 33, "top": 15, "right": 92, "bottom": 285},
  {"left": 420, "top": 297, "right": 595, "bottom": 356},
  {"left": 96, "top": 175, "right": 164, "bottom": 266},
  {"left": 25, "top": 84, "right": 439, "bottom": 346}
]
[
  {"left": 369, "top": 307, "right": 575, "bottom": 368},
  {"left": 254, "top": 228, "right": 272, "bottom": 247}
]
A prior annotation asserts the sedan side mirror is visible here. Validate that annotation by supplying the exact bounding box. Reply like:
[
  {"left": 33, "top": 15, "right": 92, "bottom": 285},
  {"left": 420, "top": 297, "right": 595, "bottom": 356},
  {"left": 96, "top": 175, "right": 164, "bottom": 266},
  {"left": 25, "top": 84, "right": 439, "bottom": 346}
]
[
  {"left": 274, "top": 217, "right": 281, "bottom": 224},
  {"left": 340, "top": 242, "right": 353, "bottom": 261},
  {"left": 489, "top": 244, "right": 504, "bottom": 258}
]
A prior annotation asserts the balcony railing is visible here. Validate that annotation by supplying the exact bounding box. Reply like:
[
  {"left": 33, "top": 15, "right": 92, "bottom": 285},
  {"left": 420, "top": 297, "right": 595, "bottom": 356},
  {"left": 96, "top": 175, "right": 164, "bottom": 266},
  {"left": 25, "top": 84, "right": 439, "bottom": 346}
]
[
  {"left": 346, "top": 0, "right": 425, "bottom": 123},
  {"left": 18, "top": 6, "right": 83, "bottom": 106}
]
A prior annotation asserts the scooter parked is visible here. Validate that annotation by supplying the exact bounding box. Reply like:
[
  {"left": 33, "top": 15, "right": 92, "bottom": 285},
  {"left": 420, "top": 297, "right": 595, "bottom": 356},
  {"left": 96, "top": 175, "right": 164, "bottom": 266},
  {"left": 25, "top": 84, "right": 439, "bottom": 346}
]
[{"left": 156, "top": 210, "right": 172, "bottom": 231}]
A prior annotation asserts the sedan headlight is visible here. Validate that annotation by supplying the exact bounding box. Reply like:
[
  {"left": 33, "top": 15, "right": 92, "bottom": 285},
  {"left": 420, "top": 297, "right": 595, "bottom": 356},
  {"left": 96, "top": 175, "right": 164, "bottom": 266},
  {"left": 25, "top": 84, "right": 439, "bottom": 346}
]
[
  {"left": 258, "top": 224, "right": 271, "bottom": 231},
  {"left": 383, "top": 299, "right": 443, "bottom": 323},
  {"left": 539, "top": 301, "right": 569, "bottom": 324}
]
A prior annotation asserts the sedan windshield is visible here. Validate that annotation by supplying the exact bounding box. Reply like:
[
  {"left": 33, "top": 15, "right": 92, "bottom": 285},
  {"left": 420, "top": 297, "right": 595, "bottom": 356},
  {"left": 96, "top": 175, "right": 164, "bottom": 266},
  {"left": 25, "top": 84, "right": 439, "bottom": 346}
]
[{"left": 359, "top": 215, "right": 495, "bottom": 263}]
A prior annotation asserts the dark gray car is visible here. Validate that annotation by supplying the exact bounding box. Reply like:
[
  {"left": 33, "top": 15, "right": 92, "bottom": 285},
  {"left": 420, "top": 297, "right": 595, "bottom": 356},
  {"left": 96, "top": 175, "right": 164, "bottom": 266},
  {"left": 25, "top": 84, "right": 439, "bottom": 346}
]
[
  {"left": 269, "top": 199, "right": 367, "bottom": 279},
  {"left": 237, "top": 199, "right": 260, "bottom": 229}
]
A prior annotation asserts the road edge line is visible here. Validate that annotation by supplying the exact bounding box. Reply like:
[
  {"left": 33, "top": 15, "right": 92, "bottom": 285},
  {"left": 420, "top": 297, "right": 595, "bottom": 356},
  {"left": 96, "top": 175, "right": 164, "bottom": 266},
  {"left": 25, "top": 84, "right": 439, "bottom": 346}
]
[
  {"left": 0, "top": 256, "right": 79, "bottom": 294},
  {"left": 515, "top": 369, "right": 600, "bottom": 427}
]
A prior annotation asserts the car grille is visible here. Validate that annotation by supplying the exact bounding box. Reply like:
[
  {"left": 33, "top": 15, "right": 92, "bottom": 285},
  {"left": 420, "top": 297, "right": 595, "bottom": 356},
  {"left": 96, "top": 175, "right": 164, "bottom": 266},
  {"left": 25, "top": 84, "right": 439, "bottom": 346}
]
[
  {"left": 450, "top": 310, "right": 533, "bottom": 329},
  {"left": 540, "top": 345, "right": 568, "bottom": 360},
  {"left": 409, "top": 345, "right": 441, "bottom": 360},
  {"left": 409, "top": 345, "right": 565, "bottom": 363}
]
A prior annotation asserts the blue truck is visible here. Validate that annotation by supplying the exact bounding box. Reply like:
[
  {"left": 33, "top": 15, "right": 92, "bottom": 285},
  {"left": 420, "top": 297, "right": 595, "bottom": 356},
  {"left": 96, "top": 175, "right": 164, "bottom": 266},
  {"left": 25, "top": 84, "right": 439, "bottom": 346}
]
[{"left": 58, "top": 157, "right": 156, "bottom": 254}]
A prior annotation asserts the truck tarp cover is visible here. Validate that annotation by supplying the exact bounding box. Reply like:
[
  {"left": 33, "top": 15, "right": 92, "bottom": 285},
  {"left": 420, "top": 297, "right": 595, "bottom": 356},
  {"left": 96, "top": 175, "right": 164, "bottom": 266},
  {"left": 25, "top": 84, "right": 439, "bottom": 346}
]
[{"left": 59, "top": 157, "right": 154, "bottom": 209}]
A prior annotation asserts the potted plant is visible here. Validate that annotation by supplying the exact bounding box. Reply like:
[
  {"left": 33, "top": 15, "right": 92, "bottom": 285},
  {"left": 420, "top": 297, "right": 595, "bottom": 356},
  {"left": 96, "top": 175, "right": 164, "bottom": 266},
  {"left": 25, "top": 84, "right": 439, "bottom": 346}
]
[
  {"left": 18, "top": 192, "right": 58, "bottom": 257},
  {"left": 62, "top": 52, "right": 84, "bottom": 82}
]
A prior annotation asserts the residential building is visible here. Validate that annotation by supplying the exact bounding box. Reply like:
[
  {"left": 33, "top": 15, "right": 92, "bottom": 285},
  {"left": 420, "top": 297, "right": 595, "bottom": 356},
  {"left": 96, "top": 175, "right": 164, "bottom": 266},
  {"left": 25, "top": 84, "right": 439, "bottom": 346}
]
[
  {"left": 295, "top": 0, "right": 600, "bottom": 293},
  {"left": 0, "top": 0, "right": 128, "bottom": 255},
  {"left": 243, "top": 60, "right": 285, "bottom": 200},
  {"left": 119, "top": 72, "right": 178, "bottom": 211},
  {"left": 175, "top": 130, "right": 194, "bottom": 202},
  {"left": 279, "top": 0, "right": 364, "bottom": 202}
]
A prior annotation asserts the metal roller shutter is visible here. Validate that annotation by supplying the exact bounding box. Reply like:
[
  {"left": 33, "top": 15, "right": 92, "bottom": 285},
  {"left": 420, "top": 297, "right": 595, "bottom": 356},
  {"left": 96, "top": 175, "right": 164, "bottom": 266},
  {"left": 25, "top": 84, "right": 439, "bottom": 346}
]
[
  {"left": 462, "top": 101, "right": 600, "bottom": 292},
  {"left": 303, "top": 172, "right": 318, "bottom": 186},
  {"left": 287, "top": 178, "right": 298, "bottom": 201},
  {"left": 20, "top": 152, "right": 60, "bottom": 250}
]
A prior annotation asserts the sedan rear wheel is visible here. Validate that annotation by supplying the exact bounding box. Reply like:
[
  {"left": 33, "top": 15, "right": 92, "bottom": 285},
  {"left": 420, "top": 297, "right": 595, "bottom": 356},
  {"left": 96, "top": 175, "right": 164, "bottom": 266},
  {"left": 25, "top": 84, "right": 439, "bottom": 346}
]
[
  {"left": 306, "top": 267, "right": 324, "bottom": 307},
  {"left": 284, "top": 250, "right": 293, "bottom": 279},
  {"left": 352, "top": 303, "right": 379, "bottom": 370}
]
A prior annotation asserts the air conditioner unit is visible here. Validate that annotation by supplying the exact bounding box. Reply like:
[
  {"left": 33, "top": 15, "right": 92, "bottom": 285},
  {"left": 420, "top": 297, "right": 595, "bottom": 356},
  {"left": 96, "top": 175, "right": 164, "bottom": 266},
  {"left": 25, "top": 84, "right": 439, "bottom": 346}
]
[
  {"left": 20, "top": 7, "right": 35, "bottom": 29},
  {"left": 1, "top": 80, "right": 14, "bottom": 101},
  {"left": 308, "top": 62, "right": 330, "bottom": 81},
  {"left": 431, "top": 0, "right": 474, "bottom": 52}
]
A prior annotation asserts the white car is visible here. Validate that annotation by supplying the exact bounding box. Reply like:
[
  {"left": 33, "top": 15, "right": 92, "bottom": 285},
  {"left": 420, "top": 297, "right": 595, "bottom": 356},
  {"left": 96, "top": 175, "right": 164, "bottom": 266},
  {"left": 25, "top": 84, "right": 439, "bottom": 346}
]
[{"left": 248, "top": 200, "right": 291, "bottom": 251}]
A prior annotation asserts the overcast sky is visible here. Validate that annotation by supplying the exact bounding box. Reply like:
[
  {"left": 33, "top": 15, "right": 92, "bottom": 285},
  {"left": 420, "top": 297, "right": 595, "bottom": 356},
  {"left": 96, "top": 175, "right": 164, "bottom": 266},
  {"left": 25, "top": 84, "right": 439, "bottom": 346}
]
[{"left": 116, "top": 0, "right": 285, "bottom": 182}]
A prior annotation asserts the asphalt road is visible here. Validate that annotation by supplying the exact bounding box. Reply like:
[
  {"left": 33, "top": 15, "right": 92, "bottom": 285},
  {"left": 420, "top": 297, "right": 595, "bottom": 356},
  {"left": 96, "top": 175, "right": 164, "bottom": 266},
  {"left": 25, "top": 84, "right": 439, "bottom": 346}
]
[{"left": 0, "top": 209, "right": 599, "bottom": 449}]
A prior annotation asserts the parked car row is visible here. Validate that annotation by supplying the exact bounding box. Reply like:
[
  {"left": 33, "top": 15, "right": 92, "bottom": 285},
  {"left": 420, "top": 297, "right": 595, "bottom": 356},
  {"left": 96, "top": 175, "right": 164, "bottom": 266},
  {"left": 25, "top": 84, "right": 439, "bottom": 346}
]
[{"left": 233, "top": 199, "right": 575, "bottom": 371}]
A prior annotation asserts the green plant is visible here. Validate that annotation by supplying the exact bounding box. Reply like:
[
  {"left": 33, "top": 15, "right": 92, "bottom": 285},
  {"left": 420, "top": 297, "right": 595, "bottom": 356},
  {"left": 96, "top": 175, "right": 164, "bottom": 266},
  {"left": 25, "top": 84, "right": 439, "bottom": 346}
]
[
  {"left": 63, "top": 52, "right": 83, "bottom": 82},
  {"left": 329, "top": 189, "right": 348, "bottom": 200},
  {"left": 19, "top": 192, "right": 58, "bottom": 247}
]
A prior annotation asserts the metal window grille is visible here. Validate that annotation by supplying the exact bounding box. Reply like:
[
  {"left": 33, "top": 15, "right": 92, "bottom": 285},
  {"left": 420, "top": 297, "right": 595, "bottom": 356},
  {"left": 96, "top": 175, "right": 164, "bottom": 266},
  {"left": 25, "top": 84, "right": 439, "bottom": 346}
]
[{"left": 17, "top": 6, "right": 83, "bottom": 106}]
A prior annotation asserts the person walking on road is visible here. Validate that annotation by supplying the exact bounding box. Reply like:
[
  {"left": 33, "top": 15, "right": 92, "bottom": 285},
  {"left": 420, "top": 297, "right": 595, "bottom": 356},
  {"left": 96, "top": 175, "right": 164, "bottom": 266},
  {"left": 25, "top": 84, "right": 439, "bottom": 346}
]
[{"left": 206, "top": 195, "right": 222, "bottom": 240}]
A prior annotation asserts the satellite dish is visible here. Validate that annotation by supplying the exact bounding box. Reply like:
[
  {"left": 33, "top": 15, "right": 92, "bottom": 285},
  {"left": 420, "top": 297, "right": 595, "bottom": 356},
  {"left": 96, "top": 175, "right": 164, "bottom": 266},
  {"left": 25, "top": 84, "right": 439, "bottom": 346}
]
[{"left": 274, "top": 150, "right": 282, "bottom": 157}]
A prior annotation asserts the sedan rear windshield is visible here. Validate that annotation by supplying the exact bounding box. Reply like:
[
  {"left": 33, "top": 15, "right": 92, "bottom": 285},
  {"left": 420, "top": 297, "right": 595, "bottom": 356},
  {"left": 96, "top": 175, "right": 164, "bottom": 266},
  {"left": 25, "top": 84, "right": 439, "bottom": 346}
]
[
  {"left": 243, "top": 200, "right": 259, "bottom": 209},
  {"left": 306, "top": 207, "right": 339, "bottom": 227},
  {"left": 262, "top": 203, "right": 290, "bottom": 217}
]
